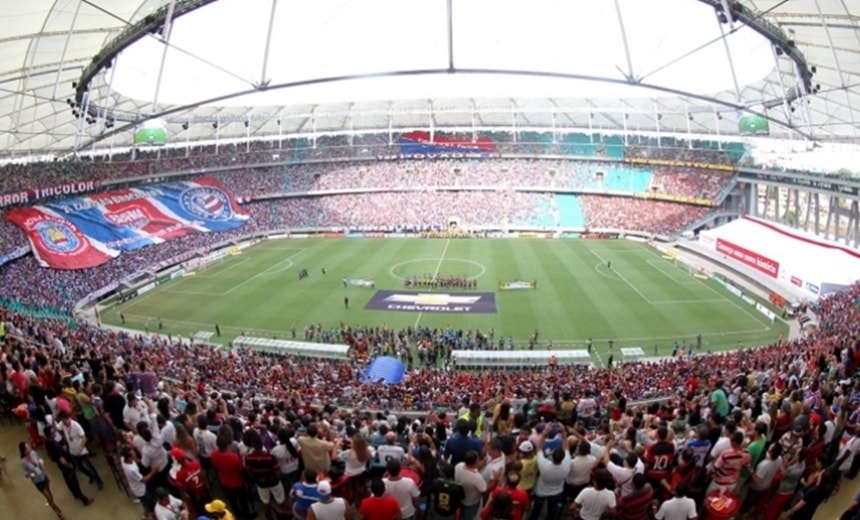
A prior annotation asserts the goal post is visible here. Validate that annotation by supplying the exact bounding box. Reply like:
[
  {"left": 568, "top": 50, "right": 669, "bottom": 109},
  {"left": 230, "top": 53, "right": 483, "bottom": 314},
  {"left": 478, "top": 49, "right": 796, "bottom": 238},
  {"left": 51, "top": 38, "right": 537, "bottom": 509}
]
[{"left": 675, "top": 254, "right": 712, "bottom": 279}]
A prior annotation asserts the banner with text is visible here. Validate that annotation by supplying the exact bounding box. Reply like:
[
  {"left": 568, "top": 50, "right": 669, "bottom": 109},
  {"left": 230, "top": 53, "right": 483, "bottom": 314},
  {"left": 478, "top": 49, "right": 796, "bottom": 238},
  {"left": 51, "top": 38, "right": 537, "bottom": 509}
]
[
  {"left": 6, "top": 176, "right": 248, "bottom": 270},
  {"left": 0, "top": 180, "right": 99, "bottom": 208},
  {"left": 715, "top": 238, "right": 780, "bottom": 278}
]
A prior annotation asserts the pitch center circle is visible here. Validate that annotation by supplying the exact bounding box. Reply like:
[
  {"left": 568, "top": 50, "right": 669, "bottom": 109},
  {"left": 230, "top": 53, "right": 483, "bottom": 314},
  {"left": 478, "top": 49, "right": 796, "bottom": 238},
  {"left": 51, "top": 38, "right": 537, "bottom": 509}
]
[{"left": 389, "top": 258, "right": 486, "bottom": 281}]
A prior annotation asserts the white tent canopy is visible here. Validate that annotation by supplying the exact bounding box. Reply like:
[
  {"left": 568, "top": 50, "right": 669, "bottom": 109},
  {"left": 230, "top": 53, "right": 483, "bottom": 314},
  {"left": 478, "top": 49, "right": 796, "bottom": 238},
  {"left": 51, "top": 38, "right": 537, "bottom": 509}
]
[
  {"left": 0, "top": 0, "right": 859, "bottom": 157},
  {"left": 700, "top": 216, "right": 860, "bottom": 298}
]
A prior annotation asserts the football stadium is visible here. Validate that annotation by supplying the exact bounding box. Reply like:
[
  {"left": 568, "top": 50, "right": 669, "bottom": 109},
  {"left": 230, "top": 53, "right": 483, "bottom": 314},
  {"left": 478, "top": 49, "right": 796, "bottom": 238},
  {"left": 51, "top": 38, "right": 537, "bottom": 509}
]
[{"left": 0, "top": 1, "right": 859, "bottom": 520}]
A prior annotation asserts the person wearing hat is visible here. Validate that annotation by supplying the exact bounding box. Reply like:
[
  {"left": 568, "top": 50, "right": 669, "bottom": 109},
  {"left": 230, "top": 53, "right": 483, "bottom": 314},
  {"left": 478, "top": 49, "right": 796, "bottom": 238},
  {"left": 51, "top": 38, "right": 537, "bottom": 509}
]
[
  {"left": 154, "top": 487, "right": 187, "bottom": 520},
  {"left": 517, "top": 441, "right": 538, "bottom": 495},
  {"left": 171, "top": 447, "right": 210, "bottom": 518},
  {"left": 204, "top": 499, "right": 235, "bottom": 520},
  {"left": 307, "top": 480, "right": 352, "bottom": 520}
]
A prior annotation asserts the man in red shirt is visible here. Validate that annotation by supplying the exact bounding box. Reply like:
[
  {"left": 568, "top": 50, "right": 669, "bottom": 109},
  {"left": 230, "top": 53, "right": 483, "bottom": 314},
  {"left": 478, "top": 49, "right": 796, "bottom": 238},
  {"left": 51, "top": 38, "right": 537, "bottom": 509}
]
[
  {"left": 645, "top": 426, "right": 676, "bottom": 492},
  {"left": 359, "top": 479, "right": 402, "bottom": 520},
  {"left": 171, "top": 447, "right": 211, "bottom": 518},
  {"left": 488, "top": 471, "right": 530, "bottom": 520},
  {"left": 210, "top": 435, "right": 253, "bottom": 520}
]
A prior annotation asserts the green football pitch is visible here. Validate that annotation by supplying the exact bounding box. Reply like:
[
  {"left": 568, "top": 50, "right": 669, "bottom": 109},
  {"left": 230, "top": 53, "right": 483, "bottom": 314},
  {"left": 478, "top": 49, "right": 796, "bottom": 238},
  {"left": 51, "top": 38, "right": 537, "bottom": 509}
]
[{"left": 103, "top": 238, "right": 788, "bottom": 365}]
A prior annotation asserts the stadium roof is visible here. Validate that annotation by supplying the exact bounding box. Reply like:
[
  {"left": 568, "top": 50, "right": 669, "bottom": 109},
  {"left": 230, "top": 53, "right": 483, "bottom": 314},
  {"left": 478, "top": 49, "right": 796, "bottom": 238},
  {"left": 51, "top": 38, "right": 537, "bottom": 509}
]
[{"left": 0, "top": 0, "right": 858, "bottom": 157}]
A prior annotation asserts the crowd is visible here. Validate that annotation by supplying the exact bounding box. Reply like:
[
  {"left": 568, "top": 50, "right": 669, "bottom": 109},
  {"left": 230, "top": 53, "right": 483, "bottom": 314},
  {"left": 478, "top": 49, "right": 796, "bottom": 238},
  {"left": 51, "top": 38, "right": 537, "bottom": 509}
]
[
  {"left": 579, "top": 197, "right": 712, "bottom": 236},
  {"left": 0, "top": 275, "right": 859, "bottom": 520},
  {"left": 0, "top": 131, "right": 744, "bottom": 196}
]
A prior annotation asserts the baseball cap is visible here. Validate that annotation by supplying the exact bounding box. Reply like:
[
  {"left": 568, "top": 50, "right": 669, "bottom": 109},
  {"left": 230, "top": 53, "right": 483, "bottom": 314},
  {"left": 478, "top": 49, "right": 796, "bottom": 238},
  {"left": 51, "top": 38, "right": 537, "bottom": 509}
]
[
  {"left": 205, "top": 500, "right": 228, "bottom": 514},
  {"left": 170, "top": 447, "right": 186, "bottom": 462},
  {"left": 318, "top": 481, "right": 332, "bottom": 496},
  {"left": 518, "top": 441, "right": 534, "bottom": 453}
]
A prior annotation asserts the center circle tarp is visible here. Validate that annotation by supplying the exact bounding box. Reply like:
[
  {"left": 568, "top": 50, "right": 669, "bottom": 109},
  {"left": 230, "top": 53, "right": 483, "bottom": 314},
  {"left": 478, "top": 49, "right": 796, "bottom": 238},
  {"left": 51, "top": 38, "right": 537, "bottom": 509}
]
[{"left": 361, "top": 356, "right": 406, "bottom": 385}]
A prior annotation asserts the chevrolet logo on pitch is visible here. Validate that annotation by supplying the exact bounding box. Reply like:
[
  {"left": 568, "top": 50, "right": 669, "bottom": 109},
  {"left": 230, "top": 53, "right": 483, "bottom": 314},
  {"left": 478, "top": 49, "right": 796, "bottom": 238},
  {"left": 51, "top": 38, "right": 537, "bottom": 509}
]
[{"left": 365, "top": 290, "right": 497, "bottom": 313}]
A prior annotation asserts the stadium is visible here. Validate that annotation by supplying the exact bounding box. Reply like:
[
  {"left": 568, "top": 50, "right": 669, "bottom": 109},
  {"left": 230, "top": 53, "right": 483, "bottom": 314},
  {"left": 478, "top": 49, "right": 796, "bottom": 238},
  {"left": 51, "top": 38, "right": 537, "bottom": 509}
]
[{"left": 1, "top": 1, "right": 859, "bottom": 519}]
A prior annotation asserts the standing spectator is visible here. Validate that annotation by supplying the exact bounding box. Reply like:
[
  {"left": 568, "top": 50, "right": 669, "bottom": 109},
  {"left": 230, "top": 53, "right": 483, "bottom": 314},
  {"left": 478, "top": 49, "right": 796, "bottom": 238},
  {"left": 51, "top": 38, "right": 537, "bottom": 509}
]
[
  {"left": 481, "top": 438, "right": 506, "bottom": 492},
  {"left": 481, "top": 490, "right": 514, "bottom": 520},
  {"left": 308, "top": 480, "right": 353, "bottom": 520},
  {"left": 530, "top": 424, "right": 571, "bottom": 520},
  {"left": 654, "top": 481, "right": 697, "bottom": 520},
  {"left": 243, "top": 429, "right": 285, "bottom": 517},
  {"left": 783, "top": 470, "right": 835, "bottom": 520},
  {"left": 566, "top": 440, "right": 597, "bottom": 499},
  {"left": 171, "top": 447, "right": 210, "bottom": 518},
  {"left": 764, "top": 448, "right": 806, "bottom": 520},
  {"left": 428, "top": 463, "right": 465, "bottom": 520},
  {"left": 359, "top": 478, "right": 402, "bottom": 520},
  {"left": 455, "top": 450, "right": 487, "bottom": 520},
  {"left": 272, "top": 427, "right": 301, "bottom": 491},
  {"left": 444, "top": 419, "right": 484, "bottom": 467},
  {"left": 744, "top": 443, "right": 783, "bottom": 514},
  {"left": 571, "top": 469, "right": 617, "bottom": 520},
  {"left": 44, "top": 424, "right": 94, "bottom": 506},
  {"left": 619, "top": 473, "right": 655, "bottom": 520},
  {"left": 487, "top": 471, "right": 530, "bottom": 520},
  {"left": 19, "top": 441, "right": 65, "bottom": 520},
  {"left": 710, "top": 381, "right": 729, "bottom": 421},
  {"left": 298, "top": 424, "right": 336, "bottom": 473},
  {"left": 121, "top": 445, "right": 155, "bottom": 518},
  {"left": 292, "top": 469, "right": 325, "bottom": 520},
  {"left": 193, "top": 415, "right": 217, "bottom": 475},
  {"left": 56, "top": 410, "right": 104, "bottom": 490},
  {"left": 210, "top": 431, "right": 252, "bottom": 520},
  {"left": 140, "top": 427, "right": 170, "bottom": 492},
  {"left": 384, "top": 459, "right": 421, "bottom": 520},
  {"left": 708, "top": 431, "right": 750, "bottom": 494},
  {"left": 645, "top": 426, "right": 676, "bottom": 489},
  {"left": 376, "top": 431, "right": 406, "bottom": 466},
  {"left": 153, "top": 487, "right": 187, "bottom": 520},
  {"left": 517, "top": 441, "right": 538, "bottom": 494},
  {"left": 204, "top": 499, "right": 236, "bottom": 520},
  {"left": 124, "top": 393, "right": 152, "bottom": 432}
]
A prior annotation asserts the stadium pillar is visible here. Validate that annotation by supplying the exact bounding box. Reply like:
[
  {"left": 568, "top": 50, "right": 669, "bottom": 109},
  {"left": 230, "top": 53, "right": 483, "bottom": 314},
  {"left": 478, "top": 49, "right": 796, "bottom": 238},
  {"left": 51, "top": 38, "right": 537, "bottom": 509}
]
[{"left": 151, "top": 0, "right": 178, "bottom": 112}]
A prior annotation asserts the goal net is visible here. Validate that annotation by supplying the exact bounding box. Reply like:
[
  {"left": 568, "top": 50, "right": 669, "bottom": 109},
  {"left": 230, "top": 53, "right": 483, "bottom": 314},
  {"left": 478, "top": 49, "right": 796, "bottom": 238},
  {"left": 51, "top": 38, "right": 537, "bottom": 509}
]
[{"left": 675, "top": 254, "right": 712, "bottom": 279}]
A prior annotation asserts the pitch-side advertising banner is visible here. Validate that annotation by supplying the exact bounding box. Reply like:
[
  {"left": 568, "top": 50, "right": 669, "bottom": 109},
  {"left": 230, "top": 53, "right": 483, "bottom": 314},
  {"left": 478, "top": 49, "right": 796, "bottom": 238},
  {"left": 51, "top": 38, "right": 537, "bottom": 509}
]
[
  {"left": 715, "top": 238, "right": 780, "bottom": 278},
  {"left": 6, "top": 176, "right": 248, "bottom": 270}
]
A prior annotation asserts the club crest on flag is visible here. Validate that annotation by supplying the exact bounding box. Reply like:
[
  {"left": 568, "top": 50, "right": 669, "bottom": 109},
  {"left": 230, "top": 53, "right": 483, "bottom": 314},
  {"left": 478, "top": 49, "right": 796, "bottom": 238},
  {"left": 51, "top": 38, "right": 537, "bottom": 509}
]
[
  {"left": 180, "top": 186, "right": 233, "bottom": 221},
  {"left": 35, "top": 219, "right": 82, "bottom": 253}
]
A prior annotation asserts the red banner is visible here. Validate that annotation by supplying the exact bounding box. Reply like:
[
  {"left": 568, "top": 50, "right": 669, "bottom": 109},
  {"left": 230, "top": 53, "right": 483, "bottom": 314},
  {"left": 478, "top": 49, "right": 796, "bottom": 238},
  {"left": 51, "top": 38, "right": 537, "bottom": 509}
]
[
  {"left": 6, "top": 207, "right": 117, "bottom": 270},
  {"left": 790, "top": 276, "right": 802, "bottom": 287},
  {"left": 715, "top": 238, "right": 779, "bottom": 278}
]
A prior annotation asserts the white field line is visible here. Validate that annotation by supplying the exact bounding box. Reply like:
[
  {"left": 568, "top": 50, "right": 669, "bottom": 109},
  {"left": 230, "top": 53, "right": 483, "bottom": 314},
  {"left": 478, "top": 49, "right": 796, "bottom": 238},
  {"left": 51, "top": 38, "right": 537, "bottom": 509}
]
[
  {"left": 414, "top": 238, "right": 451, "bottom": 328},
  {"left": 589, "top": 249, "right": 653, "bottom": 303},
  {"left": 195, "top": 258, "right": 250, "bottom": 279},
  {"left": 635, "top": 242, "right": 773, "bottom": 329},
  {"left": 222, "top": 250, "right": 303, "bottom": 295}
]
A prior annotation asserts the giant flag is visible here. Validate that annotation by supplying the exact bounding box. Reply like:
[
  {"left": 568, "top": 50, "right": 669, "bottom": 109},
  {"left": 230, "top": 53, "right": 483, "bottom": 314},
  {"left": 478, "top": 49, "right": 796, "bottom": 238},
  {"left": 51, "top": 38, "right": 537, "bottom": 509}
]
[{"left": 7, "top": 176, "right": 248, "bottom": 270}]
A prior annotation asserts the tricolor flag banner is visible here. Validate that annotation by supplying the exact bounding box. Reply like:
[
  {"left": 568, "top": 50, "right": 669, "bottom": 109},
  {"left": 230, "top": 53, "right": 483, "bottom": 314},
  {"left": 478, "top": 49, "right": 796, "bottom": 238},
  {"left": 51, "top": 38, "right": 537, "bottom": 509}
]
[{"left": 6, "top": 176, "right": 248, "bottom": 270}]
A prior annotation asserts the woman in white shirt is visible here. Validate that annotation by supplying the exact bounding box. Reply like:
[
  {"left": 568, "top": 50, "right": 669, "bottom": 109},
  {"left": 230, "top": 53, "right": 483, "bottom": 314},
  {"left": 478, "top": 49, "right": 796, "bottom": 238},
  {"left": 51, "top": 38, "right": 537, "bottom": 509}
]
[
  {"left": 340, "top": 434, "right": 375, "bottom": 478},
  {"left": 340, "top": 433, "right": 374, "bottom": 503}
]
